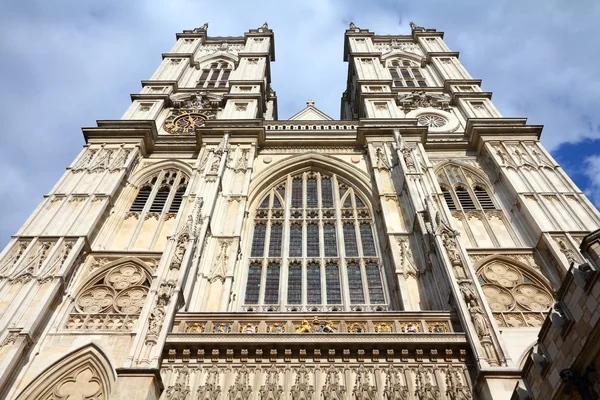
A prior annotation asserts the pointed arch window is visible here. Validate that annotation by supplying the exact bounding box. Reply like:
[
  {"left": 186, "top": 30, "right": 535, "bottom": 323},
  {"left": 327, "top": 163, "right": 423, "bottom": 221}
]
[
  {"left": 197, "top": 60, "right": 233, "bottom": 89},
  {"left": 244, "top": 171, "right": 388, "bottom": 311},
  {"left": 437, "top": 165, "right": 497, "bottom": 212},
  {"left": 387, "top": 59, "right": 428, "bottom": 88},
  {"left": 436, "top": 163, "right": 519, "bottom": 248},
  {"left": 129, "top": 169, "right": 188, "bottom": 217}
]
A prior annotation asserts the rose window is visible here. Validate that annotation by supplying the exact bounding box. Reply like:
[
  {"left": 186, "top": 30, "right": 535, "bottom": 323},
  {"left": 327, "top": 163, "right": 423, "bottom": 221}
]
[
  {"left": 417, "top": 114, "right": 447, "bottom": 128},
  {"left": 477, "top": 262, "right": 552, "bottom": 312}
]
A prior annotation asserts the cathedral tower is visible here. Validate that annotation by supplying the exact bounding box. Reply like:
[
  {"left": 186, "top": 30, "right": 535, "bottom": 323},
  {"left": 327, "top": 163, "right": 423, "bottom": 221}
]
[{"left": 0, "top": 21, "right": 597, "bottom": 400}]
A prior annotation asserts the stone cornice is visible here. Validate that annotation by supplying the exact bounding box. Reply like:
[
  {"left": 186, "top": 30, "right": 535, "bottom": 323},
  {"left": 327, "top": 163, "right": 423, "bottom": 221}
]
[
  {"left": 82, "top": 120, "right": 156, "bottom": 155},
  {"left": 466, "top": 118, "right": 543, "bottom": 152}
]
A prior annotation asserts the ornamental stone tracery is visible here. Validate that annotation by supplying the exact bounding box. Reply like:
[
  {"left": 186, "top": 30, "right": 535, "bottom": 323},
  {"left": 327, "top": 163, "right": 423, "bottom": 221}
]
[
  {"left": 477, "top": 261, "right": 553, "bottom": 320},
  {"left": 66, "top": 261, "right": 151, "bottom": 331}
]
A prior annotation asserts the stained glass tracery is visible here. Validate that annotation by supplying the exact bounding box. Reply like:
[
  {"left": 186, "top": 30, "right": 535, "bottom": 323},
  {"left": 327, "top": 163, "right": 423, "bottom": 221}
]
[{"left": 244, "top": 172, "right": 386, "bottom": 310}]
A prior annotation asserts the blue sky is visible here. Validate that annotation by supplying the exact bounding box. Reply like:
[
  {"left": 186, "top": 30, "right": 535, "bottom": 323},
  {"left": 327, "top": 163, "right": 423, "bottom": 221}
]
[{"left": 1, "top": 0, "right": 600, "bottom": 247}]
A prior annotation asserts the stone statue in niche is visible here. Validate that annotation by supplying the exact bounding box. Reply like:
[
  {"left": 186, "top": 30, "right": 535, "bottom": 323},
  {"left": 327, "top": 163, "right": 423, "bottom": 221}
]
[
  {"left": 398, "top": 238, "right": 419, "bottom": 277},
  {"left": 468, "top": 304, "right": 490, "bottom": 339}
]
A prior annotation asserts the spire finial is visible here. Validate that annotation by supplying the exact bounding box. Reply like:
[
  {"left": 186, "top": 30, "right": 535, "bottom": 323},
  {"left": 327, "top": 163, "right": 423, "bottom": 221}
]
[{"left": 306, "top": 100, "right": 315, "bottom": 106}]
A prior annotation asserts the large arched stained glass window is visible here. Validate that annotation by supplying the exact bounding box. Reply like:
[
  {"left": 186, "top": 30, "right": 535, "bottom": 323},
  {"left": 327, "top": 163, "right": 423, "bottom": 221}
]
[{"left": 244, "top": 171, "right": 388, "bottom": 311}]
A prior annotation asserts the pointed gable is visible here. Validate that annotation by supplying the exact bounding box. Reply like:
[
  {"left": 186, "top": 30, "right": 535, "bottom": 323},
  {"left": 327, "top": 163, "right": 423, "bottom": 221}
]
[{"left": 288, "top": 100, "right": 333, "bottom": 121}]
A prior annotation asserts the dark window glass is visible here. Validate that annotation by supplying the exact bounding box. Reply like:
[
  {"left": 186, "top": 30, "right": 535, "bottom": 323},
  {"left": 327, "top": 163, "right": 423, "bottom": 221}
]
[
  {"left": 321, "top": 178, "right": 333, "bottom": 208},
  {"left": 291, "top": 178, "right": 303, "bottom": 208},
  {"left": 306, "top": 177, "right": 318, "bottom": 208},
  {"left": 412, "top": 69, "right": 423, "bottom": 78},
  {"left": 306, "top": 223, "right": 320, "bottom": 257},
  {"left": 355, "top": 195, "right": 365, "bottom": 208},
  {"left": 149, "top": 187, "right": 169, "bottom": 212},
  {"left": 401, "top": 69, "right": 411, "bottom": 78},
  {"left": 343, "top": 223, "right": 358, "bottom": 257},
  {"left": 263, "top": 262, "right": 280, "bottom": 304},
  {"left": 272, "top": 195, "right": 282, "bottom": 209},
  {"left": 199, "top": 70, "right": 210, "bottom": 82},
  {"left": 259, "top": 195, "right": 270, "bottom": 209},
  {"left": 325, "top": 263, "right": 341, "bottom": 304},
  {"left": 244, "top": 262, "right": 262, "bottom": 304},
  {"left": 168, "top": 186, "right": 186, "bottom": 213},
  {"left": 289, "top": 223, "right": 302, "bottom": 257},
  {"left": 475, "top": 188, "right": 495, "bottom": 209},
  {"left": 343, "top": 196, "right": 352, "bottom": 208},
  {"left": 443, "top": 190, "right": 457, "bottom": 210},
  {"left": 268, "top": 224, "right": 283, "bottom": 257},
  {"left": 348, "top": 263, "right": 365, "bottom": 304},
  {"left": 251, "top": 224, "right": 266, "bottom": 257},
  {"left": 366, "top": 262, "right": 384, "bottom": 304},
  {"left": 323, "top": 223, "right": 338, "bottom": 257},
  {"left": 406, "top": 81, "right": 416, "bottom": 87},
  {"left": 360, "top": 223, "right": 376, "bottom": 256},
  {"left": 307, "top": 262, "right": 321, "bottom": 304},
  {"left": 456, "top": 188, "right": 476, "bottom": 210},
  {"left": 389, "top": 69, "right": 400, "bottom": 79},
  {"left": 130, "top": 186, "right": 152, "bottom": 212},
  {"left": 287, "top": 262, "right": 302, "bottom": 304}
]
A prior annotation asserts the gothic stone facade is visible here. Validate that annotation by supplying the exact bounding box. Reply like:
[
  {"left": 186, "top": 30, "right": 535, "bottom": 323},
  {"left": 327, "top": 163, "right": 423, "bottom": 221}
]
[{"left": 0, "top": 22, "right": 598, "bottom": 400}]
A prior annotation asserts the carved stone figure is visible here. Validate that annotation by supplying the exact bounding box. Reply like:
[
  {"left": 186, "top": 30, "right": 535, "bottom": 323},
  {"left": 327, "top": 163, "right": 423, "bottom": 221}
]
[
  {"left": 375, "top": 146, "right": 391, "bottom": 171},
  {"left": 397, "top": 91, "right": 451, "bottom": 112},
  {"left": 468, "top": 304, "right": 490, "bottom": 339},
  {"left": 401, "top": 147, "right": 416, "bottom": 171},
  {"left": 398, "top": 238, "right": 418, "bottom": 277},
  {"left": 459, "top": 282, "right": 478, "bottom": 307},
  {"left": 147, "top": 304, "right": 165, "bottom": 337}
]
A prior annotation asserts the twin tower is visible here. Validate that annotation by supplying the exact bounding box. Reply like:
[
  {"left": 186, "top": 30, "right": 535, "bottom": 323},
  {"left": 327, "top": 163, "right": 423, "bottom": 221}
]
[{"left": 0, "top": 21, "right": 597, "bottom": 400}]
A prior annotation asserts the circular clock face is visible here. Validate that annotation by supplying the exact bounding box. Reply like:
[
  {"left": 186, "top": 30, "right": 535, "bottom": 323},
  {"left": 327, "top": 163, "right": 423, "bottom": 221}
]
[{"left": 163, "top": 109, "right": 216, "bottom": 134}]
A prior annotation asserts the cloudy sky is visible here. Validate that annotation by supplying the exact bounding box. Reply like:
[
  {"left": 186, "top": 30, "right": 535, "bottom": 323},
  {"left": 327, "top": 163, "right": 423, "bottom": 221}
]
[{"left": 1, "top": 0, "right": 599, "bottom": 247}]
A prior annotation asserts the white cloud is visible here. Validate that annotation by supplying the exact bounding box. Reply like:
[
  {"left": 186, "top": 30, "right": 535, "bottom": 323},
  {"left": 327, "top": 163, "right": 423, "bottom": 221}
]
[
  {"left": 0, "top": 0, "right": 599, "bottom": 246},
  {"left": 584, "top": 155, "right": 600, "bottom": 206}
]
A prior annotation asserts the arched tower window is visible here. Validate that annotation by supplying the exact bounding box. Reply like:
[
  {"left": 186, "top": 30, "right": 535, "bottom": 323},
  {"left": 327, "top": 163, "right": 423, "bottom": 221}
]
[
  {"left": 244, "top": 171, "right": 388, "bottom": 312},
  {"left": 197, "top": 60, "right": 232, "bottom": 89},
  {"left": 436, "top": 163, "right": 519, "bottom": 248},
  {"left": 437, "top": 165, "right": 497, "bottom": 212},
  {"left": 129, "top": 169, "right": 188, "bottom": 218},
  {"left": 387, "top": 59, "right": 427, "bottom": 88},
  {"left": 477, "top": 260, "right": 553, "bottom": 328}
]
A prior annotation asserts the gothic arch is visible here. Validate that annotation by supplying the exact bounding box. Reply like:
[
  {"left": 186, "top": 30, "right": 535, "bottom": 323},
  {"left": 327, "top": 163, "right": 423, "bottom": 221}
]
[
  {"left": 74, "top": 257, "right": 153, "bottom": 295},
  {"left": 196, "top": 52, "right": 238, "bottom": 68},
  {"left": 248, "top": 152, "right": 374, "bottom": 209},
  {"left": 380, "top": 51, "right": 425, "bottom": 66},
  {"left": 434, "top": 160, "right": 493, "bottom": 187},
  {"left": 16, "top": 343, "right": 115, "bottom": 400},
  {"left": 128, "top": 160, "right": 193, "bottom": 189},
  {"left": 65, "top": 257, "right": 153, "bottom": 331},
  {"left": 473, "top": 255, "right": 553, "bottom": 314}
]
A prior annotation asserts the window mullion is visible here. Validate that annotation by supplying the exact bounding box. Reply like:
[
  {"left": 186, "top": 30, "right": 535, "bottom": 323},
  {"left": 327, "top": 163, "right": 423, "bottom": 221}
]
[
  {"left": 332, "top": 175, "right": 350, "bottom": 310},
  {"left": 280, "top": 183, "right": 291, "bottom": 310},
  {"left": 126, "top": 171, "right": 165, "bottom": 250}
]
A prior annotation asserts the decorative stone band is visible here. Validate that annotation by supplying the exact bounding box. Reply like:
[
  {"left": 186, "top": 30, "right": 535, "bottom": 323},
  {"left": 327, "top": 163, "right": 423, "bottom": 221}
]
[
  {"left": 63, "top": 313, "right": 139, "bottom": 331},
  {"left": 172, "top": 312, "right": 456, "bottom": 335}
]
